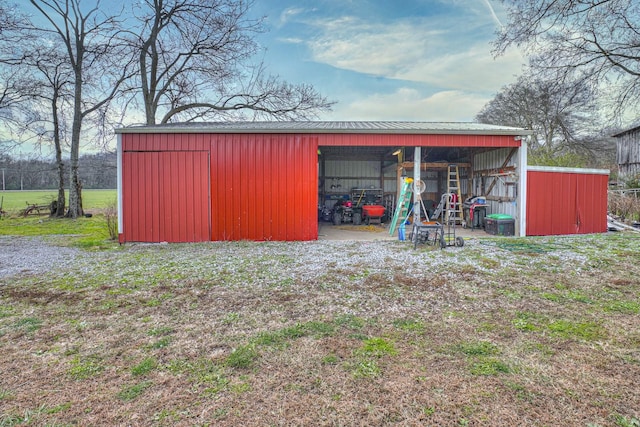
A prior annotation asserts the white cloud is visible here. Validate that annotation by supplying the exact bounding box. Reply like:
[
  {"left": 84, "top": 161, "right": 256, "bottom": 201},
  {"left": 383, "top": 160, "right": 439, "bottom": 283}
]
[
  {"left": 323, "top": 87, "right": 491, "bottom": 121},
  {"left": 278, "top": 7, "right": 306, "bottom": 27},
  {"left": 303, "top": 9, "right": 522, "bottom": 92}
]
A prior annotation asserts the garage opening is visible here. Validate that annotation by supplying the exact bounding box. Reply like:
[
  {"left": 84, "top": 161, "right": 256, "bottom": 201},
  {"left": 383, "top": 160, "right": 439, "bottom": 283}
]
[{"left": 318, "top": 145, "right": 520, "bottom": 237}]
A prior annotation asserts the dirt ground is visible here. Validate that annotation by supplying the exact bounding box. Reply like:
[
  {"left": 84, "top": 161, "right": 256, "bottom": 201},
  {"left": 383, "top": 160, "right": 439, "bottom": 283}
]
[{"left": 318, "top": 221, "right": 488, "bottom": 241}]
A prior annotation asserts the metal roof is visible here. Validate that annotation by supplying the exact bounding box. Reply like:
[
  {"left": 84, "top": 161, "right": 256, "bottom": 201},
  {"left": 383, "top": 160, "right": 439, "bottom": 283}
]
[
  {"left": 612, "top": 120, "right": 640, "bottom": 137},
  {"left": 116, "top": 121, "right": 532, "bottom": 136}
]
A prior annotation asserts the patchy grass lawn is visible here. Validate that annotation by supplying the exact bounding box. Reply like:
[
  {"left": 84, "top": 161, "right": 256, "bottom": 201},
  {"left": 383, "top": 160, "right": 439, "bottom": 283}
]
[{"left": 0, "top": 232, "right": 639, "bottom": 426}]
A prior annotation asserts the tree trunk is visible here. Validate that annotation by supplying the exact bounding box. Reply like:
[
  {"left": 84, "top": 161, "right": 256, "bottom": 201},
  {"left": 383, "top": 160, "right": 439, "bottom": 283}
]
[
  {"left": 52, "top": 85, "right": 66, "bottom": 217},
  {"left": 66, "top": 160, "right": 84, "bottom": 218},
  {"left": 66, "top": 68, "right": 84, "bottom": 219}
]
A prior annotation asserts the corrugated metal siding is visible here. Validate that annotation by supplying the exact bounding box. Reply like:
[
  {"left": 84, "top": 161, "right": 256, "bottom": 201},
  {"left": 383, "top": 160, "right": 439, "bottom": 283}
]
[
  {"left": 121, "top": 133, "right": 318, "bottom": 242},
  {"left": 121, "top": 151, "right": 210, "bottom": 242},
  {"left": 472, "top": 148, "right": 520, "bottom": 218},
  {"left": 318, "top": 134, "right": 519, "bottom": 147},
  {"left": 119, "top": 131, "right": 522, "bottom": 242},
  {"left": 526, "top": 170, "right": 608, "bottom": 235},
  {"left": 209, "top": 134, "right": 318, "bottom": 241},
  {"left": 323, "top": 160, "right": 383, "bottom": 191}
]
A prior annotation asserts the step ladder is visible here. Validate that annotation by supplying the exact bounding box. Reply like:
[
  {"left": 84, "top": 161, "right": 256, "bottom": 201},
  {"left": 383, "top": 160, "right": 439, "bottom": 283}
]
[
  {"left": 445, "top": 164, "right": 464, "bottom": 225},
  {"left": 388, "top": 178, "right": 413, "bottom": 236}
]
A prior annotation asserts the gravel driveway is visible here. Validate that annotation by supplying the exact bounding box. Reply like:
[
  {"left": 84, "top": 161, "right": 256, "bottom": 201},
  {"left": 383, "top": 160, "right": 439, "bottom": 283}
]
[{"left": 0, "top": 236, "right": 85, "bottom": 279}]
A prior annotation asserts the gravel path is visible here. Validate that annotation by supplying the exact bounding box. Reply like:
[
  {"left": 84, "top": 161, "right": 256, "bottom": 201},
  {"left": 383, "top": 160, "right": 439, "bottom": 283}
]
[
  {"left": 0, "top": 236, "right": 85, "bottom": 279},
  {"left": 0, "top": 233, "right": 598, "bottom": 284}
]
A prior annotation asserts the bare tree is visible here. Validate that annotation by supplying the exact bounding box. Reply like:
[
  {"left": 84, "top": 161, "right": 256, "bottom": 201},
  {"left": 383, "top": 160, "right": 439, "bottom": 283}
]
[
  {"left": 0, "top": 2, "right": 34, "bottom": 147},
  {"left": 26, "top": 0, "right": 135, "bottom": 218},
  {"left": 32, "top": 49, "right": 73, "bottom": 216},
  {"left": 494, "top": 0, "right": 640, "bottom": 118},
  {"left": 131, "top": 0, "right": 333, "bottom": 124},
  {"left": 476, "top": 74, "right": 610, "bottom": 165}
]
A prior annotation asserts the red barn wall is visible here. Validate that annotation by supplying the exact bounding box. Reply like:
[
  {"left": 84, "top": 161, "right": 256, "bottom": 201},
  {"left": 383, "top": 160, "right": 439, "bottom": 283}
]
[
  {"left": 122, "top": 150, "right": 210, "bottom": 242},
  {"left": 209, "top": 134, "right": 318, "bottom": 241},
  {"left": 526, "top": 167, "right": 609, "bottom": 236},
  {"left": 316, "top": 133, "right": 519, "bottom": 147},
  {"left": 120, "top": 133, "right": 318, "bottom": 242},
  {"left": 118, "top": 131, "right": 521, "bottom": 242}
]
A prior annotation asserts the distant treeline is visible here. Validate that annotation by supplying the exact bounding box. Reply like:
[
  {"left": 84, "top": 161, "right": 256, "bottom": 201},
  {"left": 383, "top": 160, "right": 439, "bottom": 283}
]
[{"left": 0, "top": 152, "right": 116, "bottom": 190}]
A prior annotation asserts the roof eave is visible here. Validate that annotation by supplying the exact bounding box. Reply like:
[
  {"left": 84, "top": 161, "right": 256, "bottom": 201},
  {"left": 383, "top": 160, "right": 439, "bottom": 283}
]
[{"left": 115, "top": 125, "right": 533, "bottom": 137}]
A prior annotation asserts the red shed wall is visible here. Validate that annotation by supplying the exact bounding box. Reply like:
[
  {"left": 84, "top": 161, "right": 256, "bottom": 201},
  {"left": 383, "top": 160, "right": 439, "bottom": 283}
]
[
  {"left": 119, "top": 132, "right": 520, "bottom": 242},
  {"left": 120, "top": 133, "right": 318, "bottom": 242},
  {"left": 209, "top": 134, "right": 318, "bottom": 241},
  {"left": 526, "top": 169, "right": 608, "bottom": 236},
  {"left": 121, "top": 150, "right": 210, "bottom": 242},
  {"left": 316, "top": 133, "right": 519, "bottom": 147}
]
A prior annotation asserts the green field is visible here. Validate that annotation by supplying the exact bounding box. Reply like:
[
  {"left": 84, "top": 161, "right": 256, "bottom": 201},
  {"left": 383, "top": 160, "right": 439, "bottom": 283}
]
[{"left": 0, "top": 189, "right": 116, "bottom": 213}]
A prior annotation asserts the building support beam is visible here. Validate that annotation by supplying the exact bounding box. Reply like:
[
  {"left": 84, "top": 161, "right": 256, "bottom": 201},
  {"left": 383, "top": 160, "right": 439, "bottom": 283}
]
[{"left": 413, "top": 147, "right": 421, "bottom": 224}]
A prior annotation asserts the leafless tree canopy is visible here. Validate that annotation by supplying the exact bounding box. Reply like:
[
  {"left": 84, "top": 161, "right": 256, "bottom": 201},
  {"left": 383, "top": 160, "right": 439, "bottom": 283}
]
[
  {"left": 475, "top": 74, "right": 614, "bottom": 164},
  {"left": 494, "top": 0, "right": 640, "bottom": 117},
  {"left": 15, "top": 0, "right": 137, "bottom": 218},
  {"left": 132, "top": 0, "right": 333, "bottom": 124}
]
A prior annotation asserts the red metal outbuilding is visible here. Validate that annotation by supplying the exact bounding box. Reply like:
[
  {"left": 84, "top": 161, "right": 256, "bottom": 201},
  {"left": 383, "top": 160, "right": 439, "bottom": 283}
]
[
  {"left": 525, "top": 166, "right": 609, "bottom": 236},
  {"left": 116, "top": 122, "right": 609, "bottom": 243},
  {"left": 116, "top": 122, "right": 530, "bottom": 243}
]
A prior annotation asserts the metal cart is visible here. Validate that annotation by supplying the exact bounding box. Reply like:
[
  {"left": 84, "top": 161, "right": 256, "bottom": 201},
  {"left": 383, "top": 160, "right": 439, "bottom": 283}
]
[{"left": 410, "top": 221, "right": 446, "bottom": 249}]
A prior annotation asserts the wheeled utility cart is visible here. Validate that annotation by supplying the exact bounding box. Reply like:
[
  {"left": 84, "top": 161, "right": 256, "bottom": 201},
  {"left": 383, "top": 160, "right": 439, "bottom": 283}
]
[{"left": 410, "top": 221, "right": 446, "bottom": 249}]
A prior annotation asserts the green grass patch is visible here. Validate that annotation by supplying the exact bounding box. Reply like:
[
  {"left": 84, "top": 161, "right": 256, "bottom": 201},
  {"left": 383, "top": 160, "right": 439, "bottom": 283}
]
[
  {"left": 334, "top": 314, "right": 366, "bottom": 331},
  {"left": 547, "top": 319, "right": 606, "bottom": 341},
  {"left": 612, "top": 414, "right": 640, "bottom": 427},
  {"left": 0, "top": 189, "right": 115, "bottom": 212},
  {"left": 469, "top": 358, "right": 511, "bottom": 376},
  {"left": 352, "top": 359, "right": 381, "bottom": 379},
  {"left": 0, "top": 388, "right": 14, "bottom": 401},
  {"left": 321, "top": 354, "right": 340, "bottom": 365},
  {"left": 0, "top": 215, "right": 116, "bottom": 249},
  {"left": 566, "top": 290, "right": 594, "bottom": 304},
  {"left": 512, "top": 312, "right": 542, "bottom": 332},
  {"left": 45, "top": 402, "right": 72, "bottom": 414},
  {"left": 117, "top": 380, "right": 153, "bottom": 402},
  {"left": 131, "top": 357, "right": 157, "bottom": 376},
  {"left": 540, "top": 292, "right": 563, "bottom": 302},
  {"left": 0, "top": 305, "right": 15, "bottom": 319},
  {"left": 165, "top": 358, "right": 230, "bottom": 394},
  {"left": 225, "top": 344, "right": 258, "bottom": 369},
  {"left": 392, "top": 318, "right": 425, "bottom": 332},
  {"left": 14, "top": 317, "right": 42, "bottom": 333},
  {"left": 67, "top": 356, "right": 105, "bottom": 380},
  {"left": 252, "top": 321, "right": 336, "bottom": 348},
  {"left": 148, "top": 326, "right": 174, "bottom": 336},
  {"left": 605, "top": 300, "right": 640, "bottom": 314},
  {"left": 357, "top": 337, "right": 397, "bottom": 358},
  {"left": 148, "top": 337, "right": 172, "bottom": 349},
  {"left": 454, "top": 341, "right": 499, "bottom": 356}
]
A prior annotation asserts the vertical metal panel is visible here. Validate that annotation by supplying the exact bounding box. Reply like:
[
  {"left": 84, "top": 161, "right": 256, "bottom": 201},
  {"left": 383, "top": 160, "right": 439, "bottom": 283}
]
[
  {"left": 526, "top": 170, "right": 608, "bottom": 236},
  {"left": 121, "top": 151, "right": 210, "bottom": 242},
  {"left": 472, "top": 148, "right": 520, "bottom": 218},
  {"left": 209, "top": 134, "right": 318, "bottom": 241}
]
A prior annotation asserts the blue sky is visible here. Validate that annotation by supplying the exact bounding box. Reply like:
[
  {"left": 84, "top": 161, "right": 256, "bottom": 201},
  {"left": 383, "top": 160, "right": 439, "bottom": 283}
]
[{"left": 249, "top": 0, "right": 525, "bottom": 121}]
